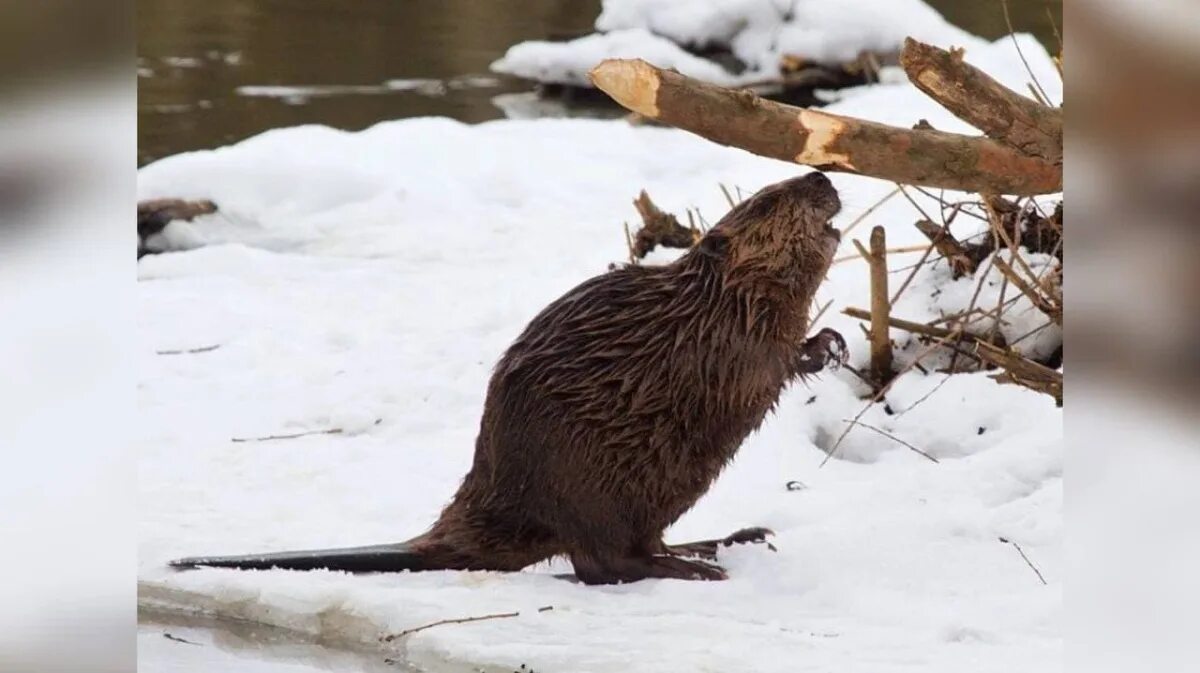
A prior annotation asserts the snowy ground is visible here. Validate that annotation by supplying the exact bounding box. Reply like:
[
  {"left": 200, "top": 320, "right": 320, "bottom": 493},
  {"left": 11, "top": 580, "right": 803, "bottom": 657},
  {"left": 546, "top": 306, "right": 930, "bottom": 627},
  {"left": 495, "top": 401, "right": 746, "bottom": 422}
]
[
  {"left": 492, "top": 0, "right": 973, "bottom": 87},
  {"left": 138, "top": 34, "right": 1062, "bottom": 673}
]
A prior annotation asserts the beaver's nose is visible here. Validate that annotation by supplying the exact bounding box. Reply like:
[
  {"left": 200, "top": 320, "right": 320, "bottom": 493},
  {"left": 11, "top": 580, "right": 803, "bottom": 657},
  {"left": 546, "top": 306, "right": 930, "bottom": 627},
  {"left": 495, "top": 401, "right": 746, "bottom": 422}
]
[
  {"left": 801, "top": 171, "right": 832, "bottom": 188},
  {"left": 783, "top": 171, "right": 834, "bottom": 196}
]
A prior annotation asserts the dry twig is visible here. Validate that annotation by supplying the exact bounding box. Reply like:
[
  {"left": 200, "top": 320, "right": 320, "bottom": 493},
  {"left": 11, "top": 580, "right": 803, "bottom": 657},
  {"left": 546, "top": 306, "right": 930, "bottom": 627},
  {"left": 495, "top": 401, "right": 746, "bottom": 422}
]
[
  {"left": 382, "top": 606, "right": 553, "bottom": 642},
  {"left": 156, "top": 344, "right": 221, "bottom": 355},
  {"left": 819, "top": 328, "right": 962, "bottom": 468},
  {"left": 999, "top": 537, "right": 1048, "bottom": 585},
  {"left": 999, "top": 0, "right": 1053, "bottom": 107},
  {"left": 232, "top": 419, "right": 382, "bottom": 443},
  {"left": 841, "top": 187, "right": 900, "bottom": 237},
  {"left": 842, "top": 307, "right": 1000, "bottom": 347},
  {"left": 842, "top": 419, "right": 939, "bottom": 463}
]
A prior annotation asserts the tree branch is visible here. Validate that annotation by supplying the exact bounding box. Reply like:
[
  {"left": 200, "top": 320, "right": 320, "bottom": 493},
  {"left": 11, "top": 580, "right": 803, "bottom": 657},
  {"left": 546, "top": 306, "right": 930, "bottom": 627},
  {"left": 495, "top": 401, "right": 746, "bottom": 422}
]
[
  {"left": 899, "top": 38, "right": 1062, "bottom": 165},
  {"left": 588, "top": 58, "right": 1061, "bottom": 195}
]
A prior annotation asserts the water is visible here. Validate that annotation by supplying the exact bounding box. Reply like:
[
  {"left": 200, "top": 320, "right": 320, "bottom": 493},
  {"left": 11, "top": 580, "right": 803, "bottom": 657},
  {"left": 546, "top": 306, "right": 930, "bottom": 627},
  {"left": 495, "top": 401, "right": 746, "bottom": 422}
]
[{"left": 137, "top": 0, "right": 1060, "bottom": 166}]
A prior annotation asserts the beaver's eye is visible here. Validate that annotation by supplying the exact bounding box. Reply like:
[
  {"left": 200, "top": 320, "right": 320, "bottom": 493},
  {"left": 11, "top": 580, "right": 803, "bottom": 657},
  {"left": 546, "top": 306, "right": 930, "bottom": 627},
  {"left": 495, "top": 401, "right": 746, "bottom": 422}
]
[{"left": 697, "top": 234, "right": 729, "bottom": 259}]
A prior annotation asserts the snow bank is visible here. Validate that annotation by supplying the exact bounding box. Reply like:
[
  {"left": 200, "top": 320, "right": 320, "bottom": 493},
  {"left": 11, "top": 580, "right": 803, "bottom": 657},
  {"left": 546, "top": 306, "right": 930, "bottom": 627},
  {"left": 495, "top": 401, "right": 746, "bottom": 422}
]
[
  {"left": 138, "top": 36, "right": 1062, "bottom": 673},
  {"left": 492, "top": 0, "right": 974, "bottom": 87}
]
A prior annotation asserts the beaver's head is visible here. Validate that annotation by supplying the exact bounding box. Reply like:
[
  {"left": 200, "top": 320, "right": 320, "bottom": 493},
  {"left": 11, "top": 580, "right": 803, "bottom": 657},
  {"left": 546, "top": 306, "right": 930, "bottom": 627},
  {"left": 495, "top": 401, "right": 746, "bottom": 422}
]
[{"left": 695, "top": 172, "right": 842, "bottom": 291}]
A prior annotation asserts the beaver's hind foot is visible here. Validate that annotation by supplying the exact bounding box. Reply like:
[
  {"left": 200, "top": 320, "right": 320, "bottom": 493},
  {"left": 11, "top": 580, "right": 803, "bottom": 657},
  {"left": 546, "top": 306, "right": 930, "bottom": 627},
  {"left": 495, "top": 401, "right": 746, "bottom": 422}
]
[
  {"left": 663, "top": 526, "right": 777, "bottom": 561},
  {"left": 571, "top": 552, "right": 729, "bottom": 584}
]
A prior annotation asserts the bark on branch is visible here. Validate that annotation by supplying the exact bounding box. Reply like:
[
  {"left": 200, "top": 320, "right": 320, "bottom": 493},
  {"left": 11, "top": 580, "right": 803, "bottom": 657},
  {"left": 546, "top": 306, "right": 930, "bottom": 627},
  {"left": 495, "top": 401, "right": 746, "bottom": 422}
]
[
  {"left": 588, "top": 58, "right": 1062, "bottom": 195},
  {"left": 899, "top": 38, "right": 1062, "bottom": 166}
]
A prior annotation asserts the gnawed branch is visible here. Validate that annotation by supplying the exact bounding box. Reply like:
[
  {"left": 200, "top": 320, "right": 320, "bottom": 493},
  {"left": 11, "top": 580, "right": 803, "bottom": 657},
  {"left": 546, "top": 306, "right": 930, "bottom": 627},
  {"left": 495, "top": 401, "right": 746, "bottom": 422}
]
[
  {"left": 588, "top": 56, "right": 1061, "bottom": 195},
  {"left": 900, "top": 38, "right": 1062, "bottom": 165}
]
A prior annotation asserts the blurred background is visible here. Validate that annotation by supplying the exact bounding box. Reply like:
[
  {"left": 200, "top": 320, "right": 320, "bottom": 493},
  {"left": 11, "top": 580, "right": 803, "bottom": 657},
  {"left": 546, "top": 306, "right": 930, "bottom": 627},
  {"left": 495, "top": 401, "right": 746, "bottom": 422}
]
[{"left": 137, "top": 0, "right": 1062, "bottom": 165}]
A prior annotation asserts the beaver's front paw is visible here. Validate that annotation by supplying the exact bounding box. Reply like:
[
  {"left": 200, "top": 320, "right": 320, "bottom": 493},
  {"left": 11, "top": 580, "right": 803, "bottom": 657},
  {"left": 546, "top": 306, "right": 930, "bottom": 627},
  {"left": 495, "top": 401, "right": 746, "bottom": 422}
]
[{"left": 797, "top": 327, "right": 848, "bottom": 374}]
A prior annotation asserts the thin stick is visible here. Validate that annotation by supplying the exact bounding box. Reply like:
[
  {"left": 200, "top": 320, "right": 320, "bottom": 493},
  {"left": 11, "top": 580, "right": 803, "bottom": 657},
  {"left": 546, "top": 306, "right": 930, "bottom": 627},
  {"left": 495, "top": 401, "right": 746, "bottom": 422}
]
[
  {"left": 1009, "top": 319, "right": 1054, "bottom": 347},
  {"left": 888, "top": 241, "right": 936, "bottom": 304},
  {"left": 894, "top": 373, "right": 953, "bottom": 418},
  {"left": 1045, "top": 8, "right": 1064, "bottom": 80},
  {"left": 718, "top": 183, "right": 737, "bottom": 209},
  {"left": 989, "top": 270, "right": 1010, "bottom": 344},
  {"left": 887, "top": 185, "right": 941, "bottom": 305},
  {"left": 911, "top": 185, "right": 988, "bottom": 223},
  {"left": 833, "top": 244, "right": 930, "bottom": 265},
  {"left": 868, "top": 226, "right": 893, "bottom": 384},
  {"left": 959, "top": 293, "right": 1025, "bottom": 333},
  {"left": 1001, "top": 0, "right": 1052, "bottom": 105},
  {"left": 973, "top": 340, "right": 1062, "bottom": 401},
  {"left": 157, "top": 344, "right": 221, "bottom": 355},
  {"left": 851, "top": 238, "right": 872, "bottom": 262},
  {"left": 819, "top": 330, "right": 959, "bottom": 468},
  {"left": 843, "top": 307, "right": 996, "bottom": 345},
  {"left": 993, "top": 256, "right": 1060, "bottom": 324},
  {"left": 383, "top": 606, "right": 554, "bottom": 642},
  {"left": 842, "top": 362, "right": 875, "bottom": 388},
  {"left": 843, "top": 419, "right": 939, "bottom": 463},
  {"left": 809, "top": 298, "right": 834, "bottom": 330},
  {"left": 1026, "top": 83, "right": 1050, "bottom": 107},
  {"left": 948, "top": 242, "right": 1001, "bottom": 372},
  {"left": 895, "top": 184, "right": 936, "bottom": 224},
  {"left": 1045, "top": 6, "right": 1063, "bottom": 55},
  {"left": 841, "top": 187, "right": 900, "bottom": 237},
  {"left": 233, "top": 428, "right": 343, "bottom": 443},
  {"left": 622, "top": 221, "right": 636, "bottom": 265},
  {"left": 232, "top": 420, "right": 381, "bottom": 443},
  {"left": 928, "top": 307, "right": 987, "bottom": 326},
  {"left": 889, "top": 229, "right": 993, "bottom": 274},
  {"left": 999, "top": 537, "right": 1048, "bottom": 585}
]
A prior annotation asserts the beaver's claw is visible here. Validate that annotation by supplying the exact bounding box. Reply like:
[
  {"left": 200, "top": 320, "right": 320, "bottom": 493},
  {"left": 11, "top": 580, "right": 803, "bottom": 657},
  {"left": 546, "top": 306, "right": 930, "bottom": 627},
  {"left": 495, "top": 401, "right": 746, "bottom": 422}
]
[{"left": 797, "top": 327, "right": 848, "bottom": 374}]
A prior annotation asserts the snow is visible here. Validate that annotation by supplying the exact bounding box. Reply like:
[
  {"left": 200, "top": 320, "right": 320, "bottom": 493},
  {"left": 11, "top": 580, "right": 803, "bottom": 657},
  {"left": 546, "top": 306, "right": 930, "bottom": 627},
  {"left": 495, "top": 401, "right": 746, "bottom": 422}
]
[
  {"left": 138, "top": 36, "right": 1062, "bottom": 673},
  {"left": 492, "top": 0, "right": 974, "bottom": 87},
  {"left": 494, "top": 28, "right": 751, "bottom": 88}
]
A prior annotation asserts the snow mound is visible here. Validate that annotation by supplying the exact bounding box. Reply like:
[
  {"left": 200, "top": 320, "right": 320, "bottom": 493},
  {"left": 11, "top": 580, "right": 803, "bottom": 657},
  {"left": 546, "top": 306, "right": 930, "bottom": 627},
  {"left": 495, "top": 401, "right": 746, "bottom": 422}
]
[
  {"left": 139, "top": 36, "right": 1061, "bottom": 673},
  {"left": 493, "top": 28, "right": 749, "bottom": 88},
  {"left": 492, "top": 0, "right": 975, "bottom": 87}
]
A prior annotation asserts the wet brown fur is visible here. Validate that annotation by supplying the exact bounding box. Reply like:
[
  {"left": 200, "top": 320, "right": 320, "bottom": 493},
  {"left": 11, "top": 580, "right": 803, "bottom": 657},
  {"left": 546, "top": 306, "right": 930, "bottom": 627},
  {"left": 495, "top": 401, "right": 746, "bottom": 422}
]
[{"left": 410, "top": 172, "right": 843, "bottom": 583}]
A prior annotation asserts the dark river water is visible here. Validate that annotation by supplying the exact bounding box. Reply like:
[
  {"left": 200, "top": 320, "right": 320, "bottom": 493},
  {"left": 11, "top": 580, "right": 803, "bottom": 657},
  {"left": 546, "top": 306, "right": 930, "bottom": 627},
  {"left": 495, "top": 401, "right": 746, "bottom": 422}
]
[{"left": 137, "top": 0, "right": 1061, "bottom": 166}]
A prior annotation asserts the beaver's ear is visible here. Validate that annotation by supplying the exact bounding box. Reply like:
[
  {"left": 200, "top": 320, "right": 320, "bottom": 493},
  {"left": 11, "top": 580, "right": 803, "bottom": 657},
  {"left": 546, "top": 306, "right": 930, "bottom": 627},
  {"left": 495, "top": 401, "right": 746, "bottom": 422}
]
[{"left": 697, "top": 232, "right": 729, "bottom": 259}]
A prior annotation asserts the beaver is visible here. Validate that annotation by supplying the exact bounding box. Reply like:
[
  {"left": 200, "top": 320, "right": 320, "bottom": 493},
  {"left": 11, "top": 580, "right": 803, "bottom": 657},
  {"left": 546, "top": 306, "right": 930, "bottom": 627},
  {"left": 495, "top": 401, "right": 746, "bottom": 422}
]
[{"left": 172, "top": 171, "right": 846, "bottom": 584}]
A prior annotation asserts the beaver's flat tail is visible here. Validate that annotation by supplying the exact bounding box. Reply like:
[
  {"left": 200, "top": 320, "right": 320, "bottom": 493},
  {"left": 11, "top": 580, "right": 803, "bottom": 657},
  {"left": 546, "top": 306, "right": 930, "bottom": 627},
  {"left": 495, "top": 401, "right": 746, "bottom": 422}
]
[{"left": 169, "top": 540, "right": 432, "bottom": 573}]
